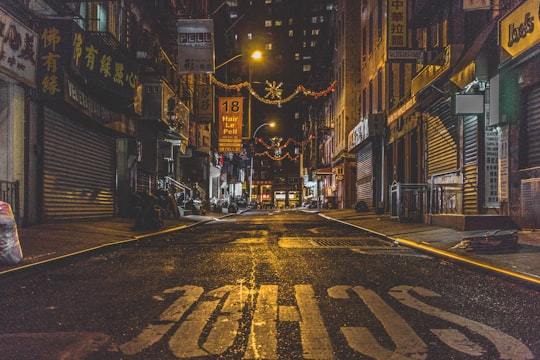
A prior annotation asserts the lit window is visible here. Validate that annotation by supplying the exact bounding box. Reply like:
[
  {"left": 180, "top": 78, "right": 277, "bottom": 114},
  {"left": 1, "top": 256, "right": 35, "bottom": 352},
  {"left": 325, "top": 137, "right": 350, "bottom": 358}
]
[
  {"left": 295, "top": 53, "right": 300, "bottom": 60},
  {"left": 248, "top": 33, "right": 253, "bottom": 40},
  {"left": 265, "top": 0, "right": 272, "bottom": 3},
  {"left": 265, "top": 20, "right": 272, "bottom": 27},
  {"left": 311, "top": 40, "right": 316, "bottom": 47},
  {"left": 311, "top": 16, "right": 317, "bottom": 23},
  {"left": 275, "top": 20, "right": 282, "bottom": 26},
  {"left": 288, "top": 18, "right": 294, "bottom": 25},
  {"left": 265, "top": 43, "right": 273, "bottom": 50},
  {"left": 288, "top": 30, "right": 294, "bottom": 37},
  {"left": 303, "top": 64, "right": 312, "bottom": 71},
  {"left": 312, "top": 29, "right": 320, "bottom": 35}
]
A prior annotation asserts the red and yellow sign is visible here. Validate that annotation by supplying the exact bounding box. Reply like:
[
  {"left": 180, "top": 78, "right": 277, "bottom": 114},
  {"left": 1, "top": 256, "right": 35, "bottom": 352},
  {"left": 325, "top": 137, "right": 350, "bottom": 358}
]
[
  {"left": 218, "top": 97, "right": 243, "bottom": 153},
  {"left": 500, "top": 1, "right": 540, "bottom": 58}
]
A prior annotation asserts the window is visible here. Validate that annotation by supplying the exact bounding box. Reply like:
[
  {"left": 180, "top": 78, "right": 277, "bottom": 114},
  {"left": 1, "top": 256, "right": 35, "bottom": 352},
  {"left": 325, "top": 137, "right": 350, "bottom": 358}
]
[
  {"left": 377, "top": 69, "right": 382, "bottom": 112},
  {"left": 264, "top": 43, "right": 272, "bottom": 50},
  {"left": 303, "top": 64, "right": 312, "bottom": 72},
  {"left": 369, "top": 14, "right": 373, "bottom": 54},
  {"left": 311, "top": 16, "right": 317, "bottom": 24},
  {"left": 248, "top": 33, "right": 253, "bottom": 40},
  {"left": 265, "top": 0, "right": 272, "bottom": 3},
  {"left": 377, "top": 0, "right": 383, "bottom": 40},
  {"left": 288, "top": 18, "right": 294, "bottom": 25},
  {"left": 310, "top": 40, "right": 317, "bottom": 47},
  {"left": 265, "top": 20, "right": 272, "bottom": 27},
  {"left": 312, "top": 29, "right": 320, "bottom": 36},
  {"left": 362, "top": 89, "right": 367, "bottom": 117},
  {"left": 362, "top": 26, "right": 367, "bottom": 62},
  {"left": 295, "top": 53, "right": 300, "bottom": 60},
  {"left": 369, "top": 80, "right": 373, "bottom": 114},
  {"left": 289, "top": 30, "right": 294, "bottom": 37},
  {"left": 275, "top": 20, "right": 282, "bottom": 26}
]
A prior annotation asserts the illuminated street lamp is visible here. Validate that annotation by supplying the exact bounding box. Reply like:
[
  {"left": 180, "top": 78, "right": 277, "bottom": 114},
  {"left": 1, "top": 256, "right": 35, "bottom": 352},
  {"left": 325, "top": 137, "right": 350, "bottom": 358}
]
[{"left": 250, "top": 122, "right": 275, "bottom": 205}]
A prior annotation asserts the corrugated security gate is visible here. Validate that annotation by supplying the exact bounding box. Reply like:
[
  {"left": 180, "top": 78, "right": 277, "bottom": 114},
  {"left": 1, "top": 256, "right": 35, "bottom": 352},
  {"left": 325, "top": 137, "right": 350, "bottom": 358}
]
[
  {"left": 462, "top": 115, "right": 478, "bottom": 213},
  {"left": 43, "top": 107, "right": 116, "bottom": 221},
  {"left": 521, "top": 85, "right": 540, "bottom": 228},
  {"left": 356, "top": 143, "right": 373, "bottom": 207},
  {"left": 426, "top": 98, "right": 457, "bottom": 176},
  {"left": 526, "top": 86, "right": 540, "bottom": 167}
]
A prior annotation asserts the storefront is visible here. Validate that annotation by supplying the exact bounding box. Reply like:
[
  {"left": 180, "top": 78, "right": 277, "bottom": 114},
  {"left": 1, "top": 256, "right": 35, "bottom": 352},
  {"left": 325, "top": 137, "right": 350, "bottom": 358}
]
[
  {"left": 0, "top": 7, "right": 38, "bottom": 225},
  {"left": 348, "top": 114, "right": 384, "bottom": 210},
  {"left": 498, "top": 1, "right": 540, "bottom": 229},
  {"left": 33, "top": 20, "right": 138, "bottom": 222}
]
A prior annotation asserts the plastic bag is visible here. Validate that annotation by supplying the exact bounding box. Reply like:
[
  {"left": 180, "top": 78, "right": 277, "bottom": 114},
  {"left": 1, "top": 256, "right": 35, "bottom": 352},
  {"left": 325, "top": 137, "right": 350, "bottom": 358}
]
[{"left": 0, "top": 201, "right": 23, "bottom": 265}]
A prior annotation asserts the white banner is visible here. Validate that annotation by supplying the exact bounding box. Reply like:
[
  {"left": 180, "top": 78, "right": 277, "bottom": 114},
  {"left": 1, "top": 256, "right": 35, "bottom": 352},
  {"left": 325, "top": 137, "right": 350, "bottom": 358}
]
[{"left": 177, "top": 19, "right": 215, "bottom": 74}]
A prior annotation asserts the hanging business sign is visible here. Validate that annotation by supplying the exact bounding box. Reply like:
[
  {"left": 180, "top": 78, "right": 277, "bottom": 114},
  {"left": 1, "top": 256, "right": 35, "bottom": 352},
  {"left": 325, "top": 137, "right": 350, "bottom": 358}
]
[
  {"left": 463, "top": 0, "right": 490, "bottom": 11},
  {"left": 218, "top": 97, "right": 243, "bottom": 153},
  {"left": 499, "top": 0, "right": 540, "bottom": 59},
  {"left": 177, "top": 19, "right": 215, "bottom": 74},
  {"left": 0, "top": 8, "right": 38, "bottom": 87}
]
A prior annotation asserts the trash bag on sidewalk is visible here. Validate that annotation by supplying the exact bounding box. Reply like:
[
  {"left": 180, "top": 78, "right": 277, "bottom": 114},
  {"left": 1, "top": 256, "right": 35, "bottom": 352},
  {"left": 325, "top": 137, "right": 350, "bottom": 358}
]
[
  {"left": 132, "top": 192, "right": 164, "bottom": 231},
  {"left": 0, "top": 201, "right": 23, "bottom": 265},
  {"left": 453, "top": 230, "right": 519, "bottom": 253}
]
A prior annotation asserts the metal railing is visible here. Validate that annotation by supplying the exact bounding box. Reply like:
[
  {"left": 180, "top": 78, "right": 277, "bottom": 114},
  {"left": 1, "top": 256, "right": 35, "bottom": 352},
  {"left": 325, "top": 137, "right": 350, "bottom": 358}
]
[
  {"left": 0, "top": 180, "right": 19, "bottom": 224},
  {"left": 390, "top": 182, "right": 428, "bottom": 223}
]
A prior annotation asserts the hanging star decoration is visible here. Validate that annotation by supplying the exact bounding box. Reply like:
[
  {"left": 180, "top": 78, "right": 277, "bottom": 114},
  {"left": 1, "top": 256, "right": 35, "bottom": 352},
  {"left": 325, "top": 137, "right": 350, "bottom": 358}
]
[
  {"left": 209, "top": 74, "right": 336, "bottom": 105},
  {"left": 264, "top": 81, "right": 283, "bottom": 99}
]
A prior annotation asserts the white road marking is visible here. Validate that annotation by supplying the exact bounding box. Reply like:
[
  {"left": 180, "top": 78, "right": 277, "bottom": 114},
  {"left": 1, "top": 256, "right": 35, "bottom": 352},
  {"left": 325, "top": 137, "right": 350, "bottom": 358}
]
[
  {"left": 296, "top": 285, "right": 336, "bottom": 359},
  {"left": 328, "top": 285, "right": 427, "bottom": 359},
  {"left": 204, "top": 285, "right": 248, "bottom": 355},
  {"left": 430, "top": 328, "right": 485, "bottom": 356},
  {"left": 245, "top": 285, "right": 278, "bottom": 359},
  {"left": 389, "top": 285, "right": 534, "bottom": 360},
  {"left": 118, "top": 284, "right": 534, "bottom": 359},
  {"left": 119, "top": 285, "right": 203, "bottom": 356},
  {"left": 169, "top": 299, "right": 220, "bottom": 358}
]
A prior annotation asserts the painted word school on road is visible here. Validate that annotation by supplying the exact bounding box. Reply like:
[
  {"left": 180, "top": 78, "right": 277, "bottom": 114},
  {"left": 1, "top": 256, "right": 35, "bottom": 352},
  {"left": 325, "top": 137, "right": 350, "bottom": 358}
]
[{"left": 119, "top": 284, "right": 534, "bottom": 359}]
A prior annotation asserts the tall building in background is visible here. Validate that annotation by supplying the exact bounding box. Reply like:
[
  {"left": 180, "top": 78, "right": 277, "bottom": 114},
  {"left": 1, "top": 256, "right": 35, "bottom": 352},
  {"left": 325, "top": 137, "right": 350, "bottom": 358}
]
[{"left": 227, "top": 0, "right": 333, "bottom": 207}]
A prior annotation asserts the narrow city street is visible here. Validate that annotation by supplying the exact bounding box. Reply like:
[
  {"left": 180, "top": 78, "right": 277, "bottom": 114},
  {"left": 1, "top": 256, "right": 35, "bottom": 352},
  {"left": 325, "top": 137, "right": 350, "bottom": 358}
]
[{"left": 0, "top": 210, "right": 538, "bottom": 359}]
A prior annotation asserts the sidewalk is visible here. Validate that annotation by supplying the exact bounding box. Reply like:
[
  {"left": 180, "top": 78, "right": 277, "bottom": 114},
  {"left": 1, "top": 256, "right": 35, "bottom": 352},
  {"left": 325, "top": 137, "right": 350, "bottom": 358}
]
[
  {"left": 1, "top": 209, "right": 539, "bottom": 288},
  {"left": 320, "top": 209, "right": 540, "bottom": 287}
]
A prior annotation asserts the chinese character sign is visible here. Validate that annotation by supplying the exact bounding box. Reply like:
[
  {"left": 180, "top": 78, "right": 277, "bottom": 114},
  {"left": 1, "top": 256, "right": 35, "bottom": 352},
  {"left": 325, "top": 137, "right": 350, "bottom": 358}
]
[
  {"left": 196, "top": 84, "right": 213, "bottom": 123},
  {"left": 37, "top": 21, "right": 72, "bottom": 98},
  {"left": 71, "top": 29, "right": 139, "bottom": 100},
  {"left": 388, "top": 0, "right": 407, "bottom": 48},
  {"left": 177, "top": 19, "right": 215, "bottom": 74},
  {"left": 0, "top": 8, "right": 38, "bottom": 87},
  {"left": 218, "top": 97, "right": 243, "bottom": 153}
]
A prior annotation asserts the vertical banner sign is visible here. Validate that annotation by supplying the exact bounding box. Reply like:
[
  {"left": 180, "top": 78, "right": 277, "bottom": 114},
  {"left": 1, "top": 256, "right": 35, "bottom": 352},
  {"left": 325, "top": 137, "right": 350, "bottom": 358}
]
[
  {"left": 388, "top": 0, "right": 407, "bottom": 48},
  {"left": 218, "top": 97, "right": 243, "bottom": 153},
  {"left": 196, "top": 84, "right": 213, "bottom": 123},
  {"left": 177, "top": 19, "right": 215, "bottom": 74}
]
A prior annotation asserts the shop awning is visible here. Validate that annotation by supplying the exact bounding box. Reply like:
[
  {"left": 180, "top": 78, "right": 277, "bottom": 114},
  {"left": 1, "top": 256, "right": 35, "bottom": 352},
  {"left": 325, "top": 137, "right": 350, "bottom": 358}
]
[{"left": 450, "top": 20, "right": 497, "bottom": 88}]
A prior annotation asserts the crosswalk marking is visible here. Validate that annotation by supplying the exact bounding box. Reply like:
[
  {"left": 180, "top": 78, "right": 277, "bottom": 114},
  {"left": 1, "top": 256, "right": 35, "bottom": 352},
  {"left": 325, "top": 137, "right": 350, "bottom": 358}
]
[
  {"left": 245, "top": 285, "right": 278, "bottom": 359},
  {"left": 119, "top": 285, "right": 203, "bottom": 356},
  {"left": 119, "top": 284, "right": 533, "bottom": 359},
  {"left": 296, "top": 285, "right": 335, "bottom": 359}
]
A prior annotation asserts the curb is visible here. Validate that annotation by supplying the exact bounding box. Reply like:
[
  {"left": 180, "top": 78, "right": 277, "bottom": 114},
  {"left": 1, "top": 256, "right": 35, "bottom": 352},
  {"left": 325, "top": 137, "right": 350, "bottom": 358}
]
[{"left": 319, "top": 213, "right": 540, "bottom": 288}]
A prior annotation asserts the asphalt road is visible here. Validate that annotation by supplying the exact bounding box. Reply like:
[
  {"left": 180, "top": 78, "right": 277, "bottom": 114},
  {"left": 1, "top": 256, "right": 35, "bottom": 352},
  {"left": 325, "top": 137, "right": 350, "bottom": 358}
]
[{"left": 0, "top": 210, "right": 538, "bottom": 359}]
